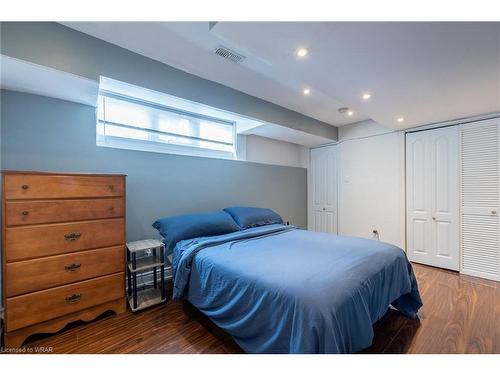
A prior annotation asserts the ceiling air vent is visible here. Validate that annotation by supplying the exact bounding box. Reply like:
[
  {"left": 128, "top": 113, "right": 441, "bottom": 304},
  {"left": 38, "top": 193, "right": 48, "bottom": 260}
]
[{"left": 214, "top": 46, "right": 246, "bottom": 64}]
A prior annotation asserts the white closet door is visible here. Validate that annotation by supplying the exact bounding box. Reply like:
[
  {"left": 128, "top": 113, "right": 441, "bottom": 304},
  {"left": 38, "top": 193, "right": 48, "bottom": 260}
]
[
  {"left": 429, "top": 127, "right": 460, "bottom": 270},
  {"left": 406, "top": 131, "right": 433, "bottom": 264},
  {"left": 406, "top": 126, "right": 460, "bottom": 270},
  {"left": 461, "top": 118, "right": 500, "bottom": 281},
  {"left": 309, "top": 145, "right": 337, "bottom": 233}
]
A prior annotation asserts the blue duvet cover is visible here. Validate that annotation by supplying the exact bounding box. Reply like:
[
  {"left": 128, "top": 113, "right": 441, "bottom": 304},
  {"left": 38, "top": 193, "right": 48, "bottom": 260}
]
[{"left": 172, "top": 225, "right": 422, "bottom": 353}]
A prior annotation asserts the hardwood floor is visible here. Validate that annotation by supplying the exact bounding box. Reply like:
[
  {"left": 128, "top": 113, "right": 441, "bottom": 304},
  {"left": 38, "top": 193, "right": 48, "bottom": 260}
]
[
  {"left": 14, "top": 263, "right": 500, "bottom": 354},
  {"left": 363, "top": 263, "right": 500, "bottom": 353}
]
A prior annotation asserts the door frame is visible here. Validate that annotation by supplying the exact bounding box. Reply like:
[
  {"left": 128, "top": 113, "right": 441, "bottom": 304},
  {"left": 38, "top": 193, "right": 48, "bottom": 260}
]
[{"left": 402, "top": 113, "right": 500, "bottom": 264}]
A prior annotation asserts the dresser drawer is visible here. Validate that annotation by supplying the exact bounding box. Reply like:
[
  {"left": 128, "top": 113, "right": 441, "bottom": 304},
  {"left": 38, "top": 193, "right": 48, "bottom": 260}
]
[
  {"left": 6, "top": 246, "right": 124, "bottom": 297},
  {"left": 6, "top": 273, "right": 124, "bottom": 331},
  {"left": 5, "top": 218, "right": 125, "bottom": 261},
  {"left": 5, "top": 198, "right": 125, "bottom": 226},
  {"left": 4, "top": 174, "right": 124, "bottom": 200}
]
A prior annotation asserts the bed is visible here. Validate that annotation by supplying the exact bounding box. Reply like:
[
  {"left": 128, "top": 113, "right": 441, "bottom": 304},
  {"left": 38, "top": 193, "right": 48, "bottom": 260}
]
[
  {"left": 153, "top": 207, "right": 422, "bottom": 353},
  {"left": 167, "top": 221, "right": 422, "bottom": 354}
]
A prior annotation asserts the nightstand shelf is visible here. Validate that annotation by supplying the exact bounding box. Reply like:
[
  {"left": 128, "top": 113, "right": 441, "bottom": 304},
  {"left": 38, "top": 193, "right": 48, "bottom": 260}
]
[
  {"left": 128, "top": 257, "right": 164, "bottom": 272},
  {"left": 127, "top": 289, "right": 166, "bottom": 313},
  {"left": 126, "top": 239, "right": 167, "bottom": 312}
]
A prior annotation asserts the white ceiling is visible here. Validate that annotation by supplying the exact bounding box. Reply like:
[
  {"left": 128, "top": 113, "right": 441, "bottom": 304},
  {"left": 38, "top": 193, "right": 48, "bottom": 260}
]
[
  {"left": 29, "top": 23, "right": 500, "bottom": 129},
  {"left": 240, "top": 123, "right": 334, "bottom": 147}
]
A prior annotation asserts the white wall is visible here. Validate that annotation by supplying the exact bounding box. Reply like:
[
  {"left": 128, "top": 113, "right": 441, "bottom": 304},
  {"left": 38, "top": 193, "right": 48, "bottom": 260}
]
[
  {"left": 244, "top": 134, "right": 308, "bottom": 168},
  {"left": 338, "top": 119, "right": 397, "bottom": 140},
  {"left": 337, "top": 121, "right": 406, "bottom": 248}
]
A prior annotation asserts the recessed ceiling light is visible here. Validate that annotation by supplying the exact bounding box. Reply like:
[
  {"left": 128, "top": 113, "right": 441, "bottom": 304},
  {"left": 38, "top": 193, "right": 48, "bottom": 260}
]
[
  {"left": 397, "top": 117, "right": 405, "bottom": 123},
  {"left": 347, "top": 111, "right": 354, "bottom": 116},
  {"left": 296, "top": 47, "right": 308, "bottom": 58},
  {"left": 303, "top": 88, "right": 311, "bottom": 95},
  {"left": 362, "top": 93, "right": 372, "bottom": 101}
]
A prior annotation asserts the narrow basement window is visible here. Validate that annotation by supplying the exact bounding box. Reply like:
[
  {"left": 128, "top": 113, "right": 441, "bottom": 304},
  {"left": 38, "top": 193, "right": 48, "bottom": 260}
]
[{"left": 96, "top": 77, "right": 255, "bottom": 160}]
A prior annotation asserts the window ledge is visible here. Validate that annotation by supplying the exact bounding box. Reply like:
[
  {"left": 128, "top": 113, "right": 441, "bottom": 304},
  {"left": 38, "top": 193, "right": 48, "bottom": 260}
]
[{"left": 96, "top": 135, "right": 237, "bottom": 161}]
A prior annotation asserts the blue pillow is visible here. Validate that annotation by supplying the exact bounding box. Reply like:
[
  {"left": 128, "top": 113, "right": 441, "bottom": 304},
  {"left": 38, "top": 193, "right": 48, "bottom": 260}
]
[
  {"left": 223, "top": 206, "right": 283, "bottom": 229},
  {"left": 152, "top": 210, "right": 239, "bottom": 253}
]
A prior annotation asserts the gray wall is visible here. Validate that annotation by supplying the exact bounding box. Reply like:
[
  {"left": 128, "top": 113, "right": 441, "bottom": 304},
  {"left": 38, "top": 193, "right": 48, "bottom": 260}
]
[
  {"left": 0, "top": 22, "right": 338, "bottom": 141},
  {"left": 1, "top": 90, "right": 308, "bottom": 241}
]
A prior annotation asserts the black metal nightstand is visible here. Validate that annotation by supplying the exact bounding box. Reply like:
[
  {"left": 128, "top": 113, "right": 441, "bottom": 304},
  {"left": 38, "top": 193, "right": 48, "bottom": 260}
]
[{"left": 126, "top": 239, "right": 168, "bottom": 312}]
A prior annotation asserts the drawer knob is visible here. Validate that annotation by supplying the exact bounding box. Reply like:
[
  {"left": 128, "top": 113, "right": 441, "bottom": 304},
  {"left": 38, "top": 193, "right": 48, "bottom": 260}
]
[
  {"left": 64, "top": 263, "right": 81, "bottom": 272},
  {"left": 65, "top": 293, "right": 82, "bottom": 304},
  {"left": 64, "top": 232, "right": 82, "bottom": 241},
  {"left": 108, "top": 185, "right": 115, "bottom": 191},
  {"left": 21, "top": 211, "right": 29, "bottom": 217},
  {"left": 21, "top": 184, "right": 29, "bottom": 190},
  {"left": 492, "top": 210, "right": 497, "bottom": 215}
]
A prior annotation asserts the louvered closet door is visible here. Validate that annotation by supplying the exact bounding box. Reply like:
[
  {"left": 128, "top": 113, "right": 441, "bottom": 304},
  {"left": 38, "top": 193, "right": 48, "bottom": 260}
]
[
  {"left": 406, "top": 126, "right": 460, "bottom": 270},
  {"left": 461, "top": 118, "right": 500, "bottom": 281},
  {"left": 309, "top": 146, "right": 337, "bottom": 233}
]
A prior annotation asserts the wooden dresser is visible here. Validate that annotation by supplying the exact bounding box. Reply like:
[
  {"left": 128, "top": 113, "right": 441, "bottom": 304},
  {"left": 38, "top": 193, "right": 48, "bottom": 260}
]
[{"left": 1, "top": 171, "right": 127, "bottom": 347}]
